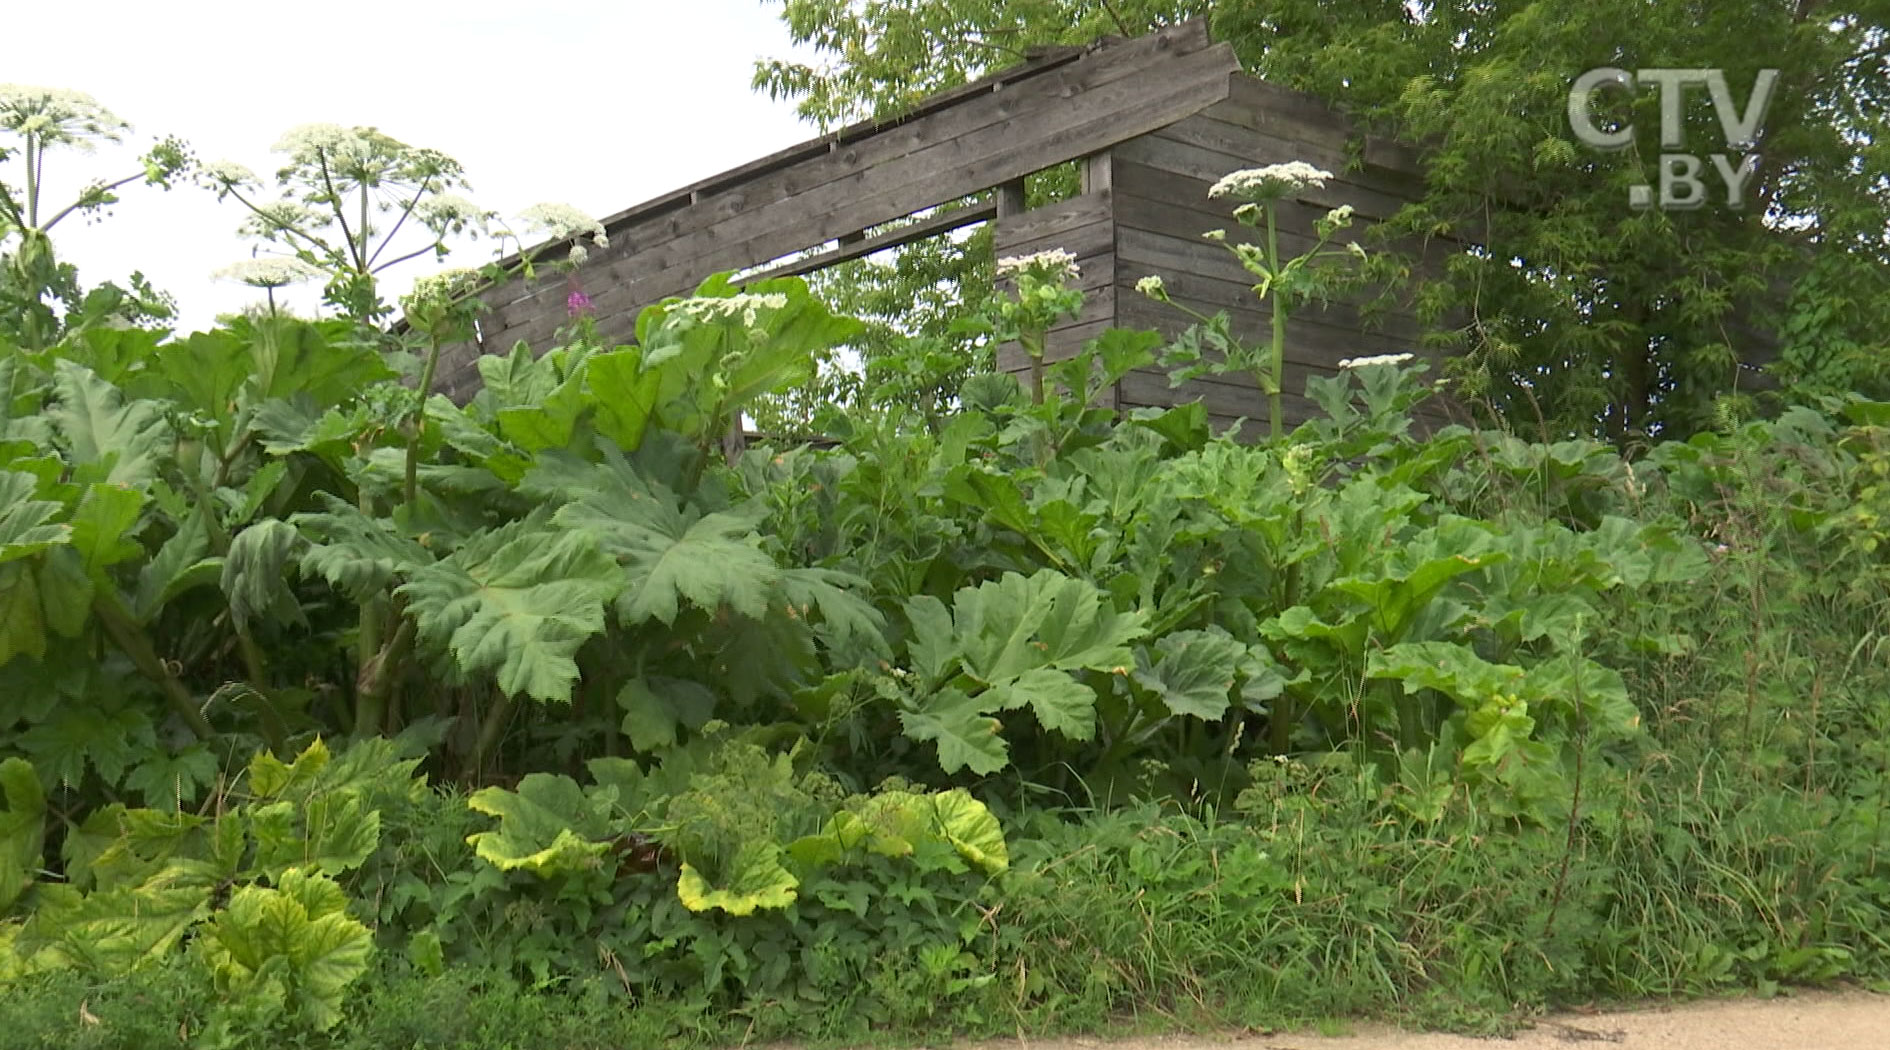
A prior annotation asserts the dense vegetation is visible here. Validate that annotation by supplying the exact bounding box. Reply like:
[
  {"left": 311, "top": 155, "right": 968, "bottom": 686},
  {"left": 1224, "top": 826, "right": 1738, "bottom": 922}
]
[{"left": 4, "top": 18, "right": 1890, "bottom": 1050}]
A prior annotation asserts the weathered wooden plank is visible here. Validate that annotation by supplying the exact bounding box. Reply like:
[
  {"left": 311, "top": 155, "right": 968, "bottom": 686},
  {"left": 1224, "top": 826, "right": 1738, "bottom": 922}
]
[
  {"left": 994, "top": 217, "right": 1114, "bottom": 263},
  {"left": 993, "top": 190, "right": 1113, "bottom": 250},
  {"left": 489, "top": 25, "right": 1224, "bottom": 320},
  {"left": 485, "top": 44, "right": 1241, "bottom": 347},
  {"left": 1113, "top": 133, "right": 1415, "bottom": 223},
  {"left": 1159, "top": 110, "right": 1429, "bottom": 203},
  {"left": 744, "top": 200, "right": 997, "bottom": 282},
  {"left": 1111, "top": 161, "right": 1463, "bottom": 270}
]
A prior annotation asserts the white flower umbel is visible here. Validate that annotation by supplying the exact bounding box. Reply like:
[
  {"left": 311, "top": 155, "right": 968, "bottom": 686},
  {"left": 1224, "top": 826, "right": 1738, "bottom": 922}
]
[
  {"left": 1207, "top": 162, "right": 1333, "bottom": 202},
  {"left": 239, "top": 200, "right": 318, "bottom": 240},
  {"left": 672, "top": 292, "right": 789, "bottom": 328},
  {"left": 404, "top": 266, "right": 483, "bottom": 309},
  {"left": 273, "top": 123, "right": 367, "bottom": 163},
  {"left": 1324, "top": 204, "right": 1356, "bottom": 224},
  {"left": 212, "top": 257, "right": 325, "bottom": 289},
  {"left": 518, "top": 203, "right": 609, "bottom": 264},
  {"left": 0, "top": 85, "right": 128, "bottom": 147},
  {"left": 995, "top": 248, "right": 1080, "bottom": 283},
  {"left": 196, "top": 159, "right": 260, "bottom": 188},
  {"left": 1135, "top": 275, "right": 1167, "bottom": 299},
  {"left": 416, "top": 193, "right": 492, "bottom": 235},
  {"left": 1336, "top": 352, "right": 1415, "bottom": 370}
]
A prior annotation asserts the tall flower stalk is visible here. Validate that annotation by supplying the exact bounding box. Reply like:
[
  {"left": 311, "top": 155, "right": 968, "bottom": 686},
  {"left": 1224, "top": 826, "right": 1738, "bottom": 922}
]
[
  {"left": 0, "top": 85, "right": 188, "bottom": 347},
  {"left": 1138, "top": 162, "right": 1370, "bottom": 439},
  {"left": 991, "top": 248, "right": 1084, "bottom": 405}
]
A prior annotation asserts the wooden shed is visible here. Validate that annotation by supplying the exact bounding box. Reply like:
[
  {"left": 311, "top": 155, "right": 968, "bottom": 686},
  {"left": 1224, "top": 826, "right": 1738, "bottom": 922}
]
[{"left": 440, "top": 19, "right": 1454, "bottom": 432}]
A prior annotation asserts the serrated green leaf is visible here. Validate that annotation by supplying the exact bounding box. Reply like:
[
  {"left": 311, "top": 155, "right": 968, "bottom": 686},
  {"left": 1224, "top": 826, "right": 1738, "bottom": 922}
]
[
  {"left": 0, "top": 562, "right": 46, "bottom": 663},
  {"left": 18, "top": 706, "right": 156, "bottom": 789},
  {"left": 0, "top": 757, "right": 46, "bottom": 912},
  {"left": 988, "top": 667, "right": 1097, "bottom": 740},
  {"left": 294, "top": 494, "right": 433, "bottom": 601},
  {"left": 0, "top": 470, "right": 68, "bottom": 565},
  {"left": 132, "top": 512, "right": 214, "bottom": 623},
  {"left": 616, "top": 675, "right": 717, "bottom": 753},
  {"left": 899, "top": 688, "right": 1009, "bottom": 775},
  {"left": 49, "top": 360, "right": 171, "bottom": 488},
  {"left": 951, "top": 570, "right": 1146, "bottom": 683},
  {"left": 65, "top": 482, "right": 146, "bottom": 579},
  {"left": 777, "top": 566, "right": 888, "bottom": 658},
  {"left": 31, "top": 881, "right": 211, "bottom": 975},
  {"left": 552, "top": 462, "right": 778, "bottom": 626},
  {"left": 199, "top": 868, "right": 372, "bottom": 1032},
  {"left": 123, "top": 746, "right": 220, "bottom": 811},
  {"left": 398, "top": 514, "right": 621, "bottom": 703},
  {"left": 1132, "top": 628, "right": 1245, "bottom": 720}
]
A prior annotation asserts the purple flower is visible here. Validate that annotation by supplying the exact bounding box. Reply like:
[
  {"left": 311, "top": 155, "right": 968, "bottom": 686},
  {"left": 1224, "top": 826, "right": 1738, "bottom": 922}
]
[{"left": 567, "top": 289, "right": 594, "bottom": 317}]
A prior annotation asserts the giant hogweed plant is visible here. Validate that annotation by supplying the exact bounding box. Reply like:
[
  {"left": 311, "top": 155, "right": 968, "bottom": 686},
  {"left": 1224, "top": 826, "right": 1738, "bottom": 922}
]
[
  {"left": 197, "top": 124, "right": 608, "bottom": 327},
  {"left": 1137, "top": 162, "right": 1374, "bottom": 439},
  {"left": 760, "top": 350, "right": 1701, "bottom": 819},
  {"left": 0, "top": 85, "right": 190, "bottom": 349},
  {"left": 0, "top": 271, "right": 872, "bottom": 801}
]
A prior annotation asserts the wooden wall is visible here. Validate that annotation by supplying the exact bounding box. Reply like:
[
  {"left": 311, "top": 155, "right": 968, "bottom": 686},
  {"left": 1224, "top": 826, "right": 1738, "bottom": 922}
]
[
  {"left": 437, "top": 20, "right": 1240, "bottom": 401},
  {"left": 994, "top": 74, "right": 1458, "bottom": 434}
]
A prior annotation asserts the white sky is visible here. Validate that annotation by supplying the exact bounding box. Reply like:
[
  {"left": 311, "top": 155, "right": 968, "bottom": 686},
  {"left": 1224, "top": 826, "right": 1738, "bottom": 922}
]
[{"left": 10, "top": 0, "right": 820, "bottom": 331}]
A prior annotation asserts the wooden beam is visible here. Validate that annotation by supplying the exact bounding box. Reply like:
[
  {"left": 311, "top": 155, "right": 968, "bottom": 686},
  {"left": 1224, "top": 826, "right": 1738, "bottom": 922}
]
[{"left": 744, "top": 201, "right": 998, "bottom": 282}]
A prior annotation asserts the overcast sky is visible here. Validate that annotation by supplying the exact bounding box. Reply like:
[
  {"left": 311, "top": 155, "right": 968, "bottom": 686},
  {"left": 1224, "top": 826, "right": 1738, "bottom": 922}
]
[{"left": 11, "top": 0, "right": 818, "bottom": 330}]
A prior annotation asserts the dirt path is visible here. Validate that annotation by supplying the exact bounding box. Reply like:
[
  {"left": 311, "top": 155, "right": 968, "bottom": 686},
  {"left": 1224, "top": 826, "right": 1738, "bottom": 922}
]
[{"left": 968, "top": 990, "right": 1889, "bottom": 1050}]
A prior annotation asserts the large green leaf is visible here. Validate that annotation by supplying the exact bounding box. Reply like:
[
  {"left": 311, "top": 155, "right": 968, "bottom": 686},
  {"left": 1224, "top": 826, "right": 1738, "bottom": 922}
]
[
  {"left": 777, "top": 566, "right": 888, "bottom": 658},
  {"left": 0, "top": 562, "right": 46, "bottom": 663},
  {"left": 0, "top": 758, "right": 46, "bottom": 913},
  {"left": 464, "top": 773, "right": 612, "bottom": 877},
  {"left": 294, "top": 494, "right": 434, "bottom": 601},
  {"left": 551, "top": 457, "right": 779, "bottom": 626},
  {"left": 616, "top": 675, "right": 717, "bottom": 753},
  {"left": 48, "top": 360, "right": 171, "bottom": 488},
  {"left": 676, "top": 840, "right": 799, "bottom": 916},
  {"left": 131, "top": 513, "right": 218, "bottom": 624},
  {"left": 1132, "top": 628, "right": 1246, "bottom": 721},
  {"left": 65, "top": 482, "right": 147, "bottom": 579},
  {"left": 398, "top": 513, "right": 621, "bottom": 703},
  {"left": 0, "top": 471, "right": 67, "bottom": 565},
  {"left": 26, "top": 881, "right": 212, "bottom": 976},
  {"left": 198, "top": 868, "right": 372, "bottom": 1032},
  {"left": 899, "top": 688, "right": 1009, "bottom": 775},
  {"left": 948, "top": 570, "right": 1146, "bottom": 683},
  {"left": 585, "top": 349, "right": 664, "bottom": 453},
  {"left": 221, "top": 518, "right": 307, "bottom": 629},
  {"left": 987, "top": 667, "right": 1098, "bottom": 740}
]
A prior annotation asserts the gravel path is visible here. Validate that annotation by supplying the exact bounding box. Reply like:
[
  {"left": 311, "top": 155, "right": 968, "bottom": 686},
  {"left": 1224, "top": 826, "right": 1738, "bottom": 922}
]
[{"left": 963, "top": 990, "right": 1888, "bottom": 1050}]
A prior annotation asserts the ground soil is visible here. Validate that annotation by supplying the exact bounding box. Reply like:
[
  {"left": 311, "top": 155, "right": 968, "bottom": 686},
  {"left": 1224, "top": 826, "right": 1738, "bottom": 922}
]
[{"left": 957, "top": 989, "right": 1888, "bottom": 1050}]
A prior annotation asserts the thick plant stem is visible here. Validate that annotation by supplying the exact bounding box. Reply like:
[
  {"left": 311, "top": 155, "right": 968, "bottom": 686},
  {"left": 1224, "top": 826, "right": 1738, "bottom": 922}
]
[
  {"left": 1269, "top": 690, "right": 1295, "bottom": 754},
  {"left": 1025, "top": 330, "right": 1046, "bottom": 405},
  {"left": 470, "top": 692, "right": 515, "bottom": 778},
  {"left": 355, "top": 615, "right": 415, "bottom": 739},
  {"left": 1266, "top": 208, "right": 1287, "bottom": 440},
  {"left": 92, "top": 594, "right": 215, "bottom": 741},
  {"left": 405, "top": 331, "right": 444, "bottom": 508}
]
